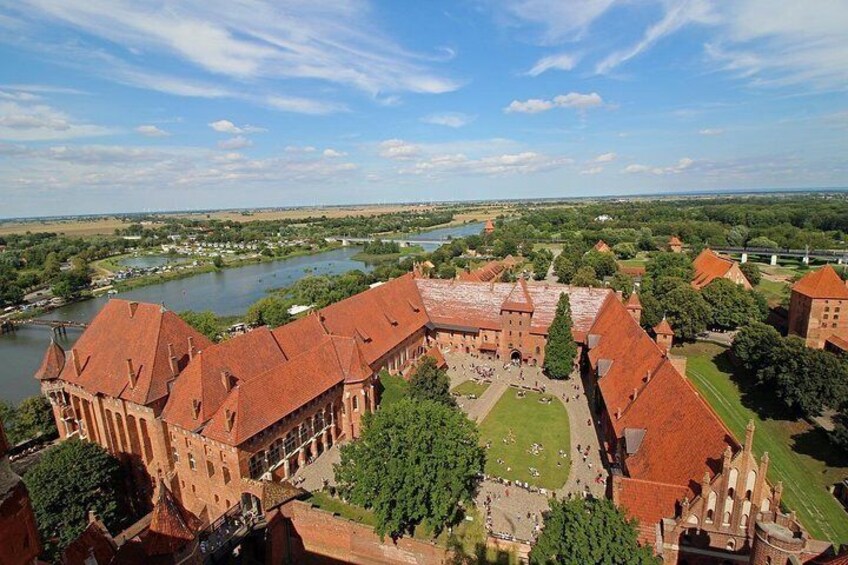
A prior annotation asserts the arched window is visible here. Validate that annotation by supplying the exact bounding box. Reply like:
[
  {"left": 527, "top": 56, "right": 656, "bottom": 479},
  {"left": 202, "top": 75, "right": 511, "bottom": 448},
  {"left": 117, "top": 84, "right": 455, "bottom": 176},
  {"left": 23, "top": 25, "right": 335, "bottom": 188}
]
[
  {"left": 284, "top": 431, "right": 297, "bottom": 455},
  {"left": 268, "top": 438, "right": 284, "bottom": 465},
  {"left": 725, "top": 538, "right": 735, "bottom": 551},
  {"left": 723, "top": 512, "right": 731, "bottom": 526}
]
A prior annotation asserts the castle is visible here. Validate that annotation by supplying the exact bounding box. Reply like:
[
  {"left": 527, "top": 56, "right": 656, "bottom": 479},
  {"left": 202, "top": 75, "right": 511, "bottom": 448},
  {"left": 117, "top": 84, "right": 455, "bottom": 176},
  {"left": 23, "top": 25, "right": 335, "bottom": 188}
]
[
  {"left": 788, "top": 265, "right": 848, "bottom": 353},
  {"left": 35, "top": 273, "right": 833, "bottom": 563}
]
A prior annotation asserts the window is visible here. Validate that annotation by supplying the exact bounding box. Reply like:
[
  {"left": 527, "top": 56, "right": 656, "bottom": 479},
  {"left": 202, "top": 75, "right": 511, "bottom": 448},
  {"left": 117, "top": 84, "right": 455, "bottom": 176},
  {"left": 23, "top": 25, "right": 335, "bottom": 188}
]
[
  {"left": 172, "top": 446, "right": 179, "bottom": 463},
  {"left": 191, "top": 484, "right": 196, "bottom": 493},
  {"left": 299, "top": 423, "right": 311, "bottom": 444},
  {"left": 215, "top": 494, "right": 220, "bottom": 503},
  {"left": 284, "top": 431, "right": 297, "bottom": 455},
  {"left": 206, "top": 460, "right": 215, "bottom": 477},
  {"left": 188, "top": 453, "right": 196, "bottom": 471},
  {"left": 315, "top": 411, "right": 324, "bottom": 430},
  {"left": 268, "top": 438, "right": 284, "bottom": 464},
  {"left": 352, "top": 395, "right": 359, "bottom": 412},
  {"left": 222, "top": 466, "right": 231, "bottom": 485},
  {"left": 248, "top": 451, "right": 267, "bottom": 479}
]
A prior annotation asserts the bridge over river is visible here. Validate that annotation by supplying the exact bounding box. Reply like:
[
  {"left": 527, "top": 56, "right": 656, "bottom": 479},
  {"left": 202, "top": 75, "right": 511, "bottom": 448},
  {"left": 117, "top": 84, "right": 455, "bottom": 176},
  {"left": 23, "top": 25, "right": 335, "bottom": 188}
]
[
  {"left": 709, "top": 246, "right": 848, "bottom": 265},
  {"left": 0, "top": 318, "right": 88, "bottom": 336}
]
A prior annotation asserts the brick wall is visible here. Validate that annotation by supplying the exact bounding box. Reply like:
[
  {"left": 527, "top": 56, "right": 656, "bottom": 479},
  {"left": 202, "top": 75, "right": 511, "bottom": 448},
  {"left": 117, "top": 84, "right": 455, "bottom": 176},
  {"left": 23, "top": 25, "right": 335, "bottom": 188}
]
[{"left": 275, "top": 500, "right": 451, "bottom": 564}]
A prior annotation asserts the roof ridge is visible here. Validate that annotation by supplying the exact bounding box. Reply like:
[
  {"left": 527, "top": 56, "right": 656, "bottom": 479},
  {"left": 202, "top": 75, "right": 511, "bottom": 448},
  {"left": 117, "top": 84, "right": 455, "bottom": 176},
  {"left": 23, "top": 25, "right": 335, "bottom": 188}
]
[{"left": 140, "top": 305, "right": 168, "bottom": 404}]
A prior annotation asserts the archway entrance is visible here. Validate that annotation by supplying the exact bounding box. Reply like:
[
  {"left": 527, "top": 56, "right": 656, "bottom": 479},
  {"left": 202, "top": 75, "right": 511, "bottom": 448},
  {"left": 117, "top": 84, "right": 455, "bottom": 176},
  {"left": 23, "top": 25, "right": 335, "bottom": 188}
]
[{"left": 510, "top": 350, "right": 522, "bottom": 365}]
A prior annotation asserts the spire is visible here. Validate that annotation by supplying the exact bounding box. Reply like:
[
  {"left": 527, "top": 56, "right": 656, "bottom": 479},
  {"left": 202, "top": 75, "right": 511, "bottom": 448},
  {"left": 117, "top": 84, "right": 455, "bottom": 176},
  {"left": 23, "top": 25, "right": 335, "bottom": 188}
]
[
  {"left": 35, "top": 337, "right": 66, "bottom": 381},
  {"left": 653, "top": 316, "right": 674, "bottom": 336}
]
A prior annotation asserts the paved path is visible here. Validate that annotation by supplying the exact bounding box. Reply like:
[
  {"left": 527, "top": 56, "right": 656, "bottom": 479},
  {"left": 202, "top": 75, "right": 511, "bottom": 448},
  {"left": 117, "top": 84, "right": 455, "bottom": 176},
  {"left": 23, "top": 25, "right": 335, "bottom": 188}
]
[
  {"left": 291, "top": 444, "right": 341, "bottom": 492},
  {"left": 466, "top": 381, "right": 508, "bottom": 422}
]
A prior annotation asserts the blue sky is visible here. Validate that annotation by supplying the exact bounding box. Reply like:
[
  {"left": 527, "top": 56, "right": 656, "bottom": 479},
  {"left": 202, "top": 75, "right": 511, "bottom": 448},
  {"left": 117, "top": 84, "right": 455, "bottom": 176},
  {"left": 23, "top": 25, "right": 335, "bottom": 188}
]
[{"left": 0, "top": 0, "right": 846, "bottom": 218}]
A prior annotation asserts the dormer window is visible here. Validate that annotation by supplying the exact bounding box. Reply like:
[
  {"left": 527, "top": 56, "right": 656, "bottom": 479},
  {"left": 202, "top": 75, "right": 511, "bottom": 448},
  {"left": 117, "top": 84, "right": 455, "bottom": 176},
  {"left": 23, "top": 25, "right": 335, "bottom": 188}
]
[
  {"left": 191, "top": 399, "right": 201, "bottom": 420},
  {"left": 225, "top": 409, "right": 235, "bottom": 432}
]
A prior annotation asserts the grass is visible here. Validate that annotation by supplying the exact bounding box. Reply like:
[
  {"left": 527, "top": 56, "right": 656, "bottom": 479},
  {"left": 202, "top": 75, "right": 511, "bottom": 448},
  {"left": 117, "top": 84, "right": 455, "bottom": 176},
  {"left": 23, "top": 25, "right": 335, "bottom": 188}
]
[
  {"left": 452, "top": 380, "right": 491, "bottom": 398},
  {"left": 378, "top": 373, "right": 409, "bottom": 408},
  {"left": 306, "top": 490, "right": 377, "bottom": 527},
  {"left": 756, "top": 278, "right": 789, "bottom": 306},
  {"left": 351, "top": 244, "right": 426, "bottom": 263},
  {"left": 676, "top": 341, "right": 848, "bottom": 544},
  {"left": 478, "top": 388, "right": 570, "bottom": 490}
]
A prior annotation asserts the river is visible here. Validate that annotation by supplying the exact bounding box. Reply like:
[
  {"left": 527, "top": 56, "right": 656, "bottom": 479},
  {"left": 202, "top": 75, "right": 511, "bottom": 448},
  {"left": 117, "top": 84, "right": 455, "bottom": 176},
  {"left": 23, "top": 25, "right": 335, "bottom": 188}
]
[{"left": 0, "top": 222, "right": 484, "bottom": 403}]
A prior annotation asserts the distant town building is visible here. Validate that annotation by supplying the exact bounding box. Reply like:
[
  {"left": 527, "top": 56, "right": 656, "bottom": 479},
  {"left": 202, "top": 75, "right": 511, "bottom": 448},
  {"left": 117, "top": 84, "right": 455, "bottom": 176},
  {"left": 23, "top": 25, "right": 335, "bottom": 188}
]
[
  {"left": 457, "top": 255, "right": 518, "bottom": 283},
  {"left": 788, "top": 265, "right": 848, "bottom": 351},
  {"left": 483, "top": 218, "right": 495, "bottom": 235},
  {"left": 593, "top": 240, "right": 612, "bottom": 253},
  {"left": 692, "top": 248, "right": 752, "bottom": 290},
  {"left": 668, "top": 236, "right": 683, "bottom": 253}
]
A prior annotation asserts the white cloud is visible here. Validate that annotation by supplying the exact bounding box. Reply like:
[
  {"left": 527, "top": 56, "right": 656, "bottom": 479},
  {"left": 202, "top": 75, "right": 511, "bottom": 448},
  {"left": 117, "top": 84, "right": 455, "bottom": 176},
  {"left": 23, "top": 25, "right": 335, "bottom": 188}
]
[
  {"left": 4, "top": 0, "right": 461, "bottom": 101},
  {"left": 497, "top": 0, "right": 617, "bottom": 43},
  {"left": 398, "top": 151, "right": 572, "bottom": 177},
  {"left": 135, "top": 124, "right": 170, "bottom": 137},
  {"left": 594, "top": 152, "right": 616, "bottom": 163},
  {"left": 421, "top": 112, "right": 474, "bottom": 128},
  {"left": 217, "top": 136, "right": 252, "bottom": 150},
  {"left": 0, "top": 84, "right": 87, "bottom": 95},
  {"left": 505, "top": 92, "right": 603, "bottom": 114},
  {"left": 596, "top": 1, "right": 718, "bottom": 74},
  {"left": 581, "top": 166, "right": 603, "bottom": 175},
  {"left": 0, "top": 100, "right": 113, "bottom": 141},
  {"left": 264, "top": 95, "right": 347, "bottom": 115},
  {"left": 379, "top": 139, "right": 421, "bottom": 160},
  {"left": 323, "top": 148, "right": 346, "bottom": 158},
  {"left": 526, "top": 52, "right": 579, "bottom": 76},
  {"left": 284, "top": 145, "right": 317, "bottom": 153},
  {"left": 208, "top": 119, "right": 265, "bottom": 134},
  {"left": 624, "top": 157, "right": 694, "bottom": 175},
  {"left": 699, "top": 128, "right": 724, "bottom": 136}
]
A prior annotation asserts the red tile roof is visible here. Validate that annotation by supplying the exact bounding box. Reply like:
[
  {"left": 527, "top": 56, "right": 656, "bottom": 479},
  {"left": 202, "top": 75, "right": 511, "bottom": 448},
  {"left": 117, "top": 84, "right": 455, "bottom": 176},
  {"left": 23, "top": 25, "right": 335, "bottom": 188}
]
[
  {"left": 162, "top": 327, "right": 287, "bottom": 431},
  {"left": 458, "top": 255, "right": 518, "bottom": 282},
  {"left": 826, "top": 335, "right": 848, "bottom": 353},
  {"left": 618, "top": 264, "right": 646, "bottom": 276},
  {"left": 59, "top": 300, "right": 212, "bottom": 406},
  {"left": 594, "top": 240, "right": 612, "bottom": 253},
  {"left": 792, "top": 265, "right": 848, "bottom": 299},
  {"left": 416, "top": 279, "right": 611, "bottom": 334},
  {"left": 142, "top": 481, "right": 203, "bottom": 556},
  {"left": 34, "top": 337, "right": 65, "bottom": 380},
  {"left": 272, "top": 313, "right": 328, "bottom": 358},
  {"left": 668, "top": 236, "right": 682, "bottom": 246},
  {"left": 691, "top": 248, "right": 746, "bottom": 289},
  {"left": 202, "top": 336, "right": 349, "bottom": 445},
  {"left": 318, "top": 273, "right": 430, "bottom": 366},
  {"left": 62, "top": 519, "right": 117, "bottom": 565},
  {"left": 612, "top": 476, "right": 690, "bottom": 547},
  {"left": 653, "top": 317, "right": 673, "bottom": 336},
  {"left": 502, "top": 278, "right": 534, "bottom": 313},
  {"left": 625, "top": 292, "right": 641, "bottom": 310}
]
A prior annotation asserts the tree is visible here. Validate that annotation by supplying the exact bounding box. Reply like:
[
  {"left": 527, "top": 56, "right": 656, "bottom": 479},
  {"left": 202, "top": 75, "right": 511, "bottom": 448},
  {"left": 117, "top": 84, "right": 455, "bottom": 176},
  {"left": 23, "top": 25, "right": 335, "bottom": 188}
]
[
  {"left": 732, "top": 322, "right": 783, "bottom": 372},
  {"left": 245, "top": 295, "right": 292, "bottom": 328},
  {"left": 571, "top": 266, "right": 600, "bottom": 288},
  {"left": 609, "top": 272, "right": 635, "bottom": 298},
  {"left": 334, "top": 398, "right": 485, "bottom": 538},
  {"left": 662, "top": 285, "right": 712, "bottom": 340},
  {"left": 24, "top": 439, "right": 125, "bottom": 558},
  {"left": 726, "top": 225, "right": 749, "bottom": 247},
  {"left": 409, "top": 356, "right": 454, "bottom": 407},
  {"left": 544, "top": 293, "right": 578, "bottom": 379},
  {"left": 747, "top": 236, "right": 779, "bottom": 250},
  {"left": 15, "top": 395, "right": 57, "bottom": 441},
  {"left": 553, "top": 254, "right": 576, "bottom": 284},
  {"left": 739, "top": 262, "right": 762, "bottom": 286},
  {"left": 645, "top": 252, "right": 693, "bottom": 284},
  {"left": 179, "top": 310, "right": 222, "bottom": 341},
  {"left": 530, "top": 497, "right": 659, "bottom": 565},
  {"left": 701, "top": 278, "right": 763, "bottom": 330},
  {"left": 438, "top": 263, "right": 457, "bottom": 279},
  {"left": 582, "top": 250, "right": 618, "bottom": 278},
  {"left": 212, "top": 254, "right": 225, "bottom": 268},
  {"left": 612, "top": 242, "right": 637, "bottom": 260}
]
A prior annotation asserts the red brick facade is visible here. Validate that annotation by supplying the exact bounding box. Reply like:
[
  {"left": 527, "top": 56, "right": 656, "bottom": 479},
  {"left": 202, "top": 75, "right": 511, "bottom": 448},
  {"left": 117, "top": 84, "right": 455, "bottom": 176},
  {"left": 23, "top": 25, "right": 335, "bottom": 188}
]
[
  {"left": 0, "top": 420, "right": 41, "bottom": 565},
  {"left": 788, "top": 266, "right": 848, "bottom": 349}
]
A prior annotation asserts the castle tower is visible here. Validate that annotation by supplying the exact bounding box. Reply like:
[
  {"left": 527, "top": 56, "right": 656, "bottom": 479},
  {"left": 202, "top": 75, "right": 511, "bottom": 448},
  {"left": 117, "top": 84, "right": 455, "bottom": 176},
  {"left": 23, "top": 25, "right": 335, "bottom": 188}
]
[
  {"left": 484, "top": 219, "right": 495, "bottom": 235},
  {"left": 653, "top": 317, "right": 674, "bottom": 354},
  {"left": 625, "top": 292, "right": 642, "bottom": 324}
]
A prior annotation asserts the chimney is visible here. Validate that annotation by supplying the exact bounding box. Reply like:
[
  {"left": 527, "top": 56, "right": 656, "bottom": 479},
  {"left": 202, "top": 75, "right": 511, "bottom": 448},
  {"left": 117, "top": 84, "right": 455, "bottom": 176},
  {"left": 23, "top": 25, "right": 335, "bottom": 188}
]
[
  {"left": 225, "top": 409, "right": 235, "bottom": 432},
  {"left": 632, "top": 387, "right": 638, "bottom": 401},
  {"left": 128, "top": 301, "right": 139, "bottom": 318},
  {"left": 187, "top": 336, "right": 195, "bottom": 361},
  {"left": 70, "top": 348, "right": 82, "bottom": 377},
  {"left": 126, "top": 358, "right": 136, "bottom": 388},
  {"left": 191, "top": 399, "right": 201, "bottom": 419}
]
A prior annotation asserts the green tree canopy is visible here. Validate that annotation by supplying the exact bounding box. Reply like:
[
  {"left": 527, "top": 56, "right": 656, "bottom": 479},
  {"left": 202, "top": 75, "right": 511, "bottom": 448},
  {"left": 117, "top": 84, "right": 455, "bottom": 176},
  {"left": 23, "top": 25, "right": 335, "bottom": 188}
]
[
  {"left": 408, "top": 356, "right": 454, "bottom": 407},
  {"left": 245, "top": 295, "right": 292, "bottom": 328},
  {"left": 15, "top": 395, "right": 57, "bottom": 441},
  {"left": 739, "top": 262, "right": 762, "bottom": 286},
  {"left": 660, "top": 285, "right": 711, "bottom": 340},
  {"left": 553, "top": 254, "right": 576, "bottom": 284},
  {"left": 701, "top": 278, "right": 764, "bottom": 330},
  {"left": 571, "top": 266, "right": 601, "bottom": 287},
  {"left": 24, "top": 439, "right": 125, "bottom": 558},
  {"left": 544, "top": 293, "right": 578, "bottom": 379},
  {"left": 612, "top": 242, "right": 637, "bottom": 260},
  {"left": 747, "top": 236, "right": 780, "bottom": 249},
  {"left": 530, "top": 497, "right": 660, "bottom": 565},
  {"left": 582, "top": 250, "right": 618, "bottom": 278},
  {"left": 732, "top": 322, "right": 783, "bottom": 372},
  {"left": 645, "top": 252, "right": 693, "bottom": 285},
  {"left": 179, "top": 310, "right": 222, "bottom": 341},
  {"left": 334, "top": 398, "right": 485, "bottom": 538}
]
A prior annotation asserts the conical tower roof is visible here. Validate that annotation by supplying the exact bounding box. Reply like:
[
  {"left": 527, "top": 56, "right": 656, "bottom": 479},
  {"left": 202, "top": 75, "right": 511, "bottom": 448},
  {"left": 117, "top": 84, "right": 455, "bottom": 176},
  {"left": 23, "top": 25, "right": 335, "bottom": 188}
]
[{"left": 34, "top": 337, "right": 65, "bottom": 381}]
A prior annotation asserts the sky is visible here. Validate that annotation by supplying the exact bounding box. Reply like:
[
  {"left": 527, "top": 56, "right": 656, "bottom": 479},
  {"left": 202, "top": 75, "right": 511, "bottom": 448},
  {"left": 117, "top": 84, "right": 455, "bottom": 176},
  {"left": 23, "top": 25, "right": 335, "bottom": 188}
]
[{"left": 0, "top": 0, "right": 847, "bottom": 218}]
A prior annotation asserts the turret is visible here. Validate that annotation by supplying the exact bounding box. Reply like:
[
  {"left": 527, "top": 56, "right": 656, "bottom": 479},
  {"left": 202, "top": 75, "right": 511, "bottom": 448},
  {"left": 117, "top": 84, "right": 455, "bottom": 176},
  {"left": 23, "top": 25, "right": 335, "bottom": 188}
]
[{"left": 653, "top": 316, "right": 674, "bottom": 354}]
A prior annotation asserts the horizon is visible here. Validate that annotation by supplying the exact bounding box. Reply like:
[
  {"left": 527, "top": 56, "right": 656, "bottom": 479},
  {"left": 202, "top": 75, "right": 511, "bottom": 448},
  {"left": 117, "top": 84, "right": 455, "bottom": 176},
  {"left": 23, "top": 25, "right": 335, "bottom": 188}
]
[{"left": 1, "top": 1, "right": 847, "bottom": 217}]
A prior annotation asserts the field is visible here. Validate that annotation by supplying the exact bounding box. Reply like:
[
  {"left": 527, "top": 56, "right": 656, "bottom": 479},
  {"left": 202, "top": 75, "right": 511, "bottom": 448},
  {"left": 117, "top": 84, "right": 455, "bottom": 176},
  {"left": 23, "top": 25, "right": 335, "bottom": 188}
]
[
  {"left": 0, "top": 217, "right": 145, "bottom": 237},
  {"left": 677, "top": 342, "right": 848, "bottom": 544},
  {"left": 478, "top": 389, "right": 570, "bottom": 490},
  {"left": 756, "top": 278, "right": 789, "bottom": 305},
  {"left": 451, "top": 380, "right": 491, "bottom": 398},
  {"left": 351, "top": 244, "right": 426, "bottom": 263}
]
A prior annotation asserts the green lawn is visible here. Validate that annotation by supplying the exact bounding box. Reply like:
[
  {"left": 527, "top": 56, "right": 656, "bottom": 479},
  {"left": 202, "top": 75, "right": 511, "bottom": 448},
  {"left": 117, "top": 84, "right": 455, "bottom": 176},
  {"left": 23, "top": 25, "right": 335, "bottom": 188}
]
[
  {"left": 677, "top": 342, "right": 848, "bottom": 544},
  {"left": 306, "top": 490, "right": 377, "bottom": 527},
  {"left": 452, "top": 380, "right": 491, "bottom": 398},
  {"left": 378, "top": 373, "right": 408, "bottom": 408},
  {"left": 756, "top": 278, "right": 789, "bottom": 305},
  {"left": 478, "top": 388, "right": 570, "bottom": 490}
]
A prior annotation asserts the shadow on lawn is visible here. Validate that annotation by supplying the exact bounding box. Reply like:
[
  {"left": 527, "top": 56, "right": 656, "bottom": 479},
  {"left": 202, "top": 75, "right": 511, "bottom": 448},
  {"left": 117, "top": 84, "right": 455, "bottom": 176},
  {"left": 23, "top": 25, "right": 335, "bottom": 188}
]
[
  {"left": 791, "top": 426, "right": 848, "bottom": 470},
  {"left": 710, "top": 349, "right": 794, "bottom": 422}
]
